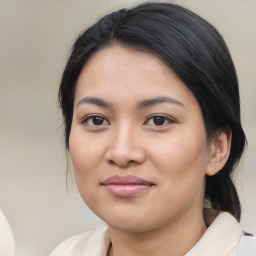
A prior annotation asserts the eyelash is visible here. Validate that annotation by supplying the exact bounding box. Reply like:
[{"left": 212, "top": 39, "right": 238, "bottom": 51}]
[
  {"left": 144, "top": 114, "right": 175, "bottom": 127},
  {"left": 81, "top": 115, "right": 110, "bottom": 126},
  {"left": 80, "top": 114, "right": 175, "bottom": 127}
]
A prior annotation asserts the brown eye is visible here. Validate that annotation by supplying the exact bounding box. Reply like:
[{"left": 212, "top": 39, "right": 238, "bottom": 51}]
[
  {"left": 82, "top": 115, "right": 109, "bottom": 126},
  {"left": 145, "top": 115, "right": 174, "bottom": 127},
  {"left": 91, "top": 116, "right": 104, "bottom": 126},
  {"left": 153, "top": 116, "right": 166, "bottom": 126}
]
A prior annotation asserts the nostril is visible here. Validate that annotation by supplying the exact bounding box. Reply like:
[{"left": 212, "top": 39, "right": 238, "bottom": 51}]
[
  {"left": 108, "top": 160, "right": 116, "bottom": 166},
  {"left": 107, "top": 159, "right": 138, "bottom": 168}
]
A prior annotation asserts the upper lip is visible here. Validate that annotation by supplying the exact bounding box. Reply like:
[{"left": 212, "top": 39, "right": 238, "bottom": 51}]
[{"left": 101, "top": 175, "right": 154, "bottom": 185}]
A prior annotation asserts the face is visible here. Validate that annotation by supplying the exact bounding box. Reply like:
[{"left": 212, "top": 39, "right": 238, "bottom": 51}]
[{"left": 69, "top": 45, "right": 214, "bottom": 232}]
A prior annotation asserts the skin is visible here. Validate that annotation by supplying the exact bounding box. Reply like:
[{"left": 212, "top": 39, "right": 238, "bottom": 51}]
[{"left": 69, "top": 45, "right": 231, "bottom": 256}]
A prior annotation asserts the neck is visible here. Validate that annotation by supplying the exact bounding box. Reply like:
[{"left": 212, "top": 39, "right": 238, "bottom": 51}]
[{"left": 108, "top": 209, "right": 207, "bottom": 256}]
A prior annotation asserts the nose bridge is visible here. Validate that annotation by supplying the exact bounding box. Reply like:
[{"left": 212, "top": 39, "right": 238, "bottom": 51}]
[
  {"left": 114, "top": 122, "right": 133, "bottom": 149},
  {"left": 105, "top": 121, "right": 145, "bottom": 167}
]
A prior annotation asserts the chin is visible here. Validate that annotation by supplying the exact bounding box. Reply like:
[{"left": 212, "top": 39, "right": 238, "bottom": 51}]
[
  {"left": 107, "top": 220, "right": 153, "bottom": 233},
  {"left": 95, "top": 208, "right": 151, "bottom": 232},
  {"left": 101, "top": 211, "right": 164, "bottom": 233}
]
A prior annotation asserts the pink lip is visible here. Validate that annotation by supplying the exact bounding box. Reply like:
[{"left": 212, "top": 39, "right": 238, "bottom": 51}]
[{"left": 101, "top": 175, "right": 155, "bottom": 198}]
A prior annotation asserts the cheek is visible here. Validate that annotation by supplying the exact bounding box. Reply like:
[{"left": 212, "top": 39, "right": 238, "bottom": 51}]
[
  {"left": 153, "top": 133, "right": 207, "bottom": 164},
  {"left": 153, "top": 136, "right": 207, "bottom": 216},
  {"left": 69, "top": 129, "right": 103, "bottom": 207},
  {"left": 150, "top": 131, "right": 208, "bottom": 190},
  {"left": 69, "top": 128, "right": 103, "bottom": 171},
  {"left": 68, "top": 128, "right": 106, "bottom": 195}
]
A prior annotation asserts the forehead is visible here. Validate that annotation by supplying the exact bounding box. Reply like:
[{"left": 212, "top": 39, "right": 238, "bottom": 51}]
[{"left": 74, "top": 45, "right": 197, "bottom": 108}]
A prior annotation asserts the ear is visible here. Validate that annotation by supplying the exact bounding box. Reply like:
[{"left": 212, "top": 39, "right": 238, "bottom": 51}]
[{"left": 206, "top": 126, "right": 232, "bottom": 176}]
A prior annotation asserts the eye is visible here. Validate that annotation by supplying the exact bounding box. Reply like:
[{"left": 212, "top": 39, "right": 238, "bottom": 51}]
[
  {"left": 81, "top": 115, "right": 110, "bottom": 126},
  {"left": 144, "top": 115, "right": 174, "bottom": 127}
]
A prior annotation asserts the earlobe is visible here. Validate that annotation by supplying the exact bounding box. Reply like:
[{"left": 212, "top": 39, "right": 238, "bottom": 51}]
[{"left": 206, "top": 126, "right": 232, "bottom": 176}]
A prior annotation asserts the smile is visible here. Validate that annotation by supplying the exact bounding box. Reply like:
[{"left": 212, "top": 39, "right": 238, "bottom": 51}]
[{"left": 101, "top": 175, "right": 155, "bottom": 198}]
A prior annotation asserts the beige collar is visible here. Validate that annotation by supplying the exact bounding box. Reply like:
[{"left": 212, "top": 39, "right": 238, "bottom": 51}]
[
  {"left": 103, "top": 210, "right": 243, "bottom": 256},
  {"left": 185, "top": 210, "right": 243, "bottom": 256}
]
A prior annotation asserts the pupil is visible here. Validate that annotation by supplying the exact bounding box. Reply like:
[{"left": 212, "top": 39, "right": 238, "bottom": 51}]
[
  {"left": 154, "top": 116, "right": 165, "bottom": 125},
  {"left": 93, "top": 116, "right": 104, "bottom": 125}
]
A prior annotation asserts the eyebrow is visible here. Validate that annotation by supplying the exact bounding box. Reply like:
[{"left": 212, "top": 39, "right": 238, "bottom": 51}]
[
  {"left": 137, "top": 96, "right": 184, "bottom": 108},
  {"left": 76, "top": 96, "right": 184, "bottom": 109},
  {"left": 76, "top": 97, "right": 113, "bottom": 108}
]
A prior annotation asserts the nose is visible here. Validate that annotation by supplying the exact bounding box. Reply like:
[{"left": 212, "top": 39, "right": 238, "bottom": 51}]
[{"left": 104, "top": 125, "right": 146, "bottom": 168}]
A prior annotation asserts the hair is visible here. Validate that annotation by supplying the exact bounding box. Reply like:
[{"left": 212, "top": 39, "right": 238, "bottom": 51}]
[{"left": 58, "top": 2, "right": 246, "bottom": 220}]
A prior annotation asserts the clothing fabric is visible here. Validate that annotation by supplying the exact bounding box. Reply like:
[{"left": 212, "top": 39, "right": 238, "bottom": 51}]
[
  {"left": 50, "top": 210, "right": 256, "bottom": 256},
  {"left": 0, "top": 210, "right": 15, "bottom": 256}
]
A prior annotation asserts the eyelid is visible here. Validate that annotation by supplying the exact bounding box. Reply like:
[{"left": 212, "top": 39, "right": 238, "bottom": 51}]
[
  {"left": 144, "top": 114, "right": 176, "bottom": 126},
  {"left": 80, "top": 114, "right": 110, "bottom": 126}
]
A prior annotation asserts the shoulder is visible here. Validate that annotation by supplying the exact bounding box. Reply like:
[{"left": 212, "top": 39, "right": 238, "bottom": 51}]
[
  {"left": 236, "top": 232, "right": 256, "bottom": 256},
  {"left": 49, "top": 223, "right": 109, "bottom": 256}
]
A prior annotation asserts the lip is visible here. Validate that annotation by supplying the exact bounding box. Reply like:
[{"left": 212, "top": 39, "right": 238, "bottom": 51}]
[{"left": 101, "top": 175, "right": 155, "bottom": 198}]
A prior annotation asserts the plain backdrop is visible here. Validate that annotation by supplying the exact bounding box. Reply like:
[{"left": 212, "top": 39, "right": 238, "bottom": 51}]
[{"left": 0, "top": 0, "right": 255, "bottom": 255}]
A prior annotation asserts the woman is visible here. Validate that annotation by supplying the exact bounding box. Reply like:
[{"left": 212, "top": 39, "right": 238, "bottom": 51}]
[{"left": 50, "top": 2, "right": 255, "bottom": 255}]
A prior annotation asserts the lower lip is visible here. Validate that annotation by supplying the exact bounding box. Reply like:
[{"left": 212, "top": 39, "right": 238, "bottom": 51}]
[{"left": 103, "top": 184, "right": 153, "bottom": 197}]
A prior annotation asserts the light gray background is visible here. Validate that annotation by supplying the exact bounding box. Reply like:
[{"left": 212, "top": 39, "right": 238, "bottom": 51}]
[{"left": 0, "top": 1, "right": 255, "bottom": 256}]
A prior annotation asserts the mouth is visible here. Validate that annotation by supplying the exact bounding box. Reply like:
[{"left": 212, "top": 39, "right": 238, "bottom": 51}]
[{"left": 101, "top": 175, "right": 155, "bottom": 198}]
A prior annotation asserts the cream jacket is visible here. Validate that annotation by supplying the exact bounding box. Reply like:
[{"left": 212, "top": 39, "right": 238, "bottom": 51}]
[
  {"left": 0, "top": 210, "right": 15, "bottom": 256},
  {"left": 50, "top": 211, "right": 256, "bottom": 256}
]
